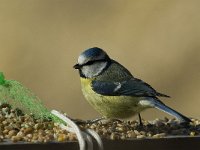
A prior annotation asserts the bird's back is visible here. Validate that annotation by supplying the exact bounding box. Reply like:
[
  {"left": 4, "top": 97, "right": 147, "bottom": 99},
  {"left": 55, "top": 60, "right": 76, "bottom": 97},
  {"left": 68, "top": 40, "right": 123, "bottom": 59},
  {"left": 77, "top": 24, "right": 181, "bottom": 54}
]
[{"left": 94, "top": 60, "right": 133, "bottom": 82}]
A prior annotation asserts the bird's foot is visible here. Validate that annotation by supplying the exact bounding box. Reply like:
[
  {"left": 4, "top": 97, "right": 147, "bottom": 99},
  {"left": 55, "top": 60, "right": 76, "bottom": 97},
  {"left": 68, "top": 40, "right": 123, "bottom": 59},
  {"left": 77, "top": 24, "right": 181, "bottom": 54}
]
[
  {"left": 85, "top": 117, "right": 105, "bottom": 124},
  {"left": 71, "top": 119, "right": 87, "bottom": 124},
  {"left": 138, "top": 113, "right": 144, "bottom": 127},
  {"left": 71, "top": 117, "right": 123, "bottom": 125},
  {"left": 87, "top": 118, "right": 123, "bottom": 124},
  {"left": 73, "top": 117, "right": 106, "bottom": 125}
]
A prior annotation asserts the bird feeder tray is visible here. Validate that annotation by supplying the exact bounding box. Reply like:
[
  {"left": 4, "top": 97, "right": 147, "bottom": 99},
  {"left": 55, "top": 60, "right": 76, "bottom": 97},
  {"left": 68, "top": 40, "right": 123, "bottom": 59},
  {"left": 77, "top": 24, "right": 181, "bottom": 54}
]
[{"left": 0, "top": 136, "right": 200, "bottom": 150}]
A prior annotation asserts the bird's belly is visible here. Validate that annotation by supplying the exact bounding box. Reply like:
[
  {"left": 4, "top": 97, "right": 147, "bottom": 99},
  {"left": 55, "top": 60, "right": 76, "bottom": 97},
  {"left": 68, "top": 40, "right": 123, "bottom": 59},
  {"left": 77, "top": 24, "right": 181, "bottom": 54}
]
[{"left": 81, "top": 78, "right": 146, "bottom": 119}]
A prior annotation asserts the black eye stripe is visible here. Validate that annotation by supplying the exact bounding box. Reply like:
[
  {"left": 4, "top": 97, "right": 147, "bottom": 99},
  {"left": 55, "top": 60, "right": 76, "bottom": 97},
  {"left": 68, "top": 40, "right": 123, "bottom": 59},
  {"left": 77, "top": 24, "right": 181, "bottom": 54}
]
[
  {"left": 83, "top": 59, "right": 106, "bottom": 66},
  {"left": 85, "top": 60, "right": 95, "bottom": 65}
]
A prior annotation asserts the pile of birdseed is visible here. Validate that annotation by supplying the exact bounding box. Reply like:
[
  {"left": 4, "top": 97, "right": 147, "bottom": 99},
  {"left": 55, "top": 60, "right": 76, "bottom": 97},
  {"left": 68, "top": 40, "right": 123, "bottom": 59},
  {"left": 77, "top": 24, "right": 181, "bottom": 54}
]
[
  {"left": 0, "top": 103, "right": 200, "bottom": 143},
  {"left": 81, "top": 118, "right": 200, "bottom": 140},
  {"left": 0, "top": 104, "right": 76, "bottom": 143}
]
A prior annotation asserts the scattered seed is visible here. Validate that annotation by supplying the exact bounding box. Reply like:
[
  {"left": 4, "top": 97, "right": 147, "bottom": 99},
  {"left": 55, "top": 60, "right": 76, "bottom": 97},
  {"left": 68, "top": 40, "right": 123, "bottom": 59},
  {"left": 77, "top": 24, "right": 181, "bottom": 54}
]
[
  {"left": 152, "top": 133, "right": 166, "bottom": 138},
  {"left": 136, "top": 135, "right": 145, "bottom": 139},
  {"left": 0, "top": 103, "right": 200, "bottom": 143},
  {"left": 190, "top": 131, "right": 195, "bottom": 136}
]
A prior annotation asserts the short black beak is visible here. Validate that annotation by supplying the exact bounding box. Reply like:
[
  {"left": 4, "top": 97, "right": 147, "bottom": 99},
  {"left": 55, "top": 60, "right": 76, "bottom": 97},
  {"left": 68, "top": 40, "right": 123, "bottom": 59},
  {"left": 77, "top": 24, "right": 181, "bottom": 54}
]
[{"left": 73, "top": 64, "right": 81, "bottom": 69}]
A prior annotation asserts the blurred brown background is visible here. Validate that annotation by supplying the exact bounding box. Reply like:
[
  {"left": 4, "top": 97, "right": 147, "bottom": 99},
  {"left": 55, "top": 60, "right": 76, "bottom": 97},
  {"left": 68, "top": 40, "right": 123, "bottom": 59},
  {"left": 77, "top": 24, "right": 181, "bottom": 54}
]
[{"left": 0, "top": 0, "right": 199, "bottom": 120}]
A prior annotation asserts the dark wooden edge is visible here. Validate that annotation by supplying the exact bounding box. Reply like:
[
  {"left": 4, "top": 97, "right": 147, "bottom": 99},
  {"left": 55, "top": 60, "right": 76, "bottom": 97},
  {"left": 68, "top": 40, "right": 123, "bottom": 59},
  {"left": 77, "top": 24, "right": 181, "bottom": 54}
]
[{"left": 0, "top": 136, "right": 200, "bottom": 150}]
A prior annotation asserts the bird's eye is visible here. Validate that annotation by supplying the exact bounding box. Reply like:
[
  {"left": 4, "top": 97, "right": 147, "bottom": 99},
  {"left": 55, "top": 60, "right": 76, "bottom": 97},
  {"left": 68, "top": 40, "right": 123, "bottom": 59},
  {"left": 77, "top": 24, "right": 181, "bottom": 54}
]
[
  {"left": 84, "top": 59, "right": 106, "bottom": 66},
  {"left": 84, "top": 61, "right": 95, "bottom": 66}
]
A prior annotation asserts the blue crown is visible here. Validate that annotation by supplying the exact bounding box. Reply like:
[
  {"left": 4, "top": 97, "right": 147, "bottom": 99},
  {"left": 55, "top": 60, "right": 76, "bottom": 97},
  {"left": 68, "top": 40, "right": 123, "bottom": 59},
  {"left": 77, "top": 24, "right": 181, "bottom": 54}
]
[{"left": 83, "top": 47, "right": 105, "bottom": 57}]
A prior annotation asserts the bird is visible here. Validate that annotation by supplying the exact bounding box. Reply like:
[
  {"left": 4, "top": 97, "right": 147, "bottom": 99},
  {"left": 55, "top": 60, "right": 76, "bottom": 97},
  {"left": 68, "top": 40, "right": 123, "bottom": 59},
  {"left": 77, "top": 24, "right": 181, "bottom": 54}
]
[{"left": 73, "top": 47, "right": 191, "bottom": 124}]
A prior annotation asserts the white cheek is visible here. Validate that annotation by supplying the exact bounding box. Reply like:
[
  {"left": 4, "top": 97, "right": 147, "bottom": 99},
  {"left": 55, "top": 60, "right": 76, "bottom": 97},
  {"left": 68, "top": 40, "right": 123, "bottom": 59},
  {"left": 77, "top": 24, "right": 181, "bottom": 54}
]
[
  {"left": 82, "top": 66, "right": 93, "bottom": 78},
  {"left": 81, "top": 62, "right": 107, "bottom": 78}
]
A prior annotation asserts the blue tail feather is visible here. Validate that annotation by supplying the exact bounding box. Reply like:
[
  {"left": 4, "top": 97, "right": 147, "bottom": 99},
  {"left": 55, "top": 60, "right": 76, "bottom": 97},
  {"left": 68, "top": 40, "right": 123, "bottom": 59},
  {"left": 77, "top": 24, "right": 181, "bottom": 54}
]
[{"left": 154, "top": 102, "right": 191, "bottom": 123}]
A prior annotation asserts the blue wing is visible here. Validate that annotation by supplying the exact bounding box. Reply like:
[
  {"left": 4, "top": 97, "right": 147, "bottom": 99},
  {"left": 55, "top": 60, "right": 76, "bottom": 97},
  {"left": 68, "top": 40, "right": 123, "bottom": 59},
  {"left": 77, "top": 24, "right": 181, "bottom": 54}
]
[{"left": 92, "top": 78, "right": 170, "bottom": 97}]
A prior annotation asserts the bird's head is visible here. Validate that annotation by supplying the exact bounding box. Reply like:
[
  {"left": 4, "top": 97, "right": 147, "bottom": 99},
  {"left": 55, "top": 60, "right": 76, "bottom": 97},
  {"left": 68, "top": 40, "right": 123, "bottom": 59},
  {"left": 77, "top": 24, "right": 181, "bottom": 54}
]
[{"left": 73, "top": 47, "right": 111, "bottom": 78}]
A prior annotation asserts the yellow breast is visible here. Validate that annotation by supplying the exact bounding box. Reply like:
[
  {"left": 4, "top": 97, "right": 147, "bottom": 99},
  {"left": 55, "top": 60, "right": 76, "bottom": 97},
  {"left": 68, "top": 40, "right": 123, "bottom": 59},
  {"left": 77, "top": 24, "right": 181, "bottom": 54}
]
[{"left": 80, "top": 77, "right": 146, "bottom": 119}]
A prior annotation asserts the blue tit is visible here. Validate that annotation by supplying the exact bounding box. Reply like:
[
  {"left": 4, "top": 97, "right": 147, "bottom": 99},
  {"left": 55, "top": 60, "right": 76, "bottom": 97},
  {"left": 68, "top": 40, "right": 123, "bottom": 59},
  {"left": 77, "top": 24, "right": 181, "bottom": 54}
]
[{"left": 73, "top": 47, "right": 191, "bottom": 123}]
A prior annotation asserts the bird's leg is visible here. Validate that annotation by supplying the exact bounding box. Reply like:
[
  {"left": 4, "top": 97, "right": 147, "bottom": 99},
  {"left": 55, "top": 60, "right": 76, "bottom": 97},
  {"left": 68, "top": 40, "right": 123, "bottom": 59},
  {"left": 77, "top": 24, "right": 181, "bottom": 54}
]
[
  {"left": 71, "top": 119, "right": 87, "bottom": 124},
  {"left": 138, "top": 113, "right": 143, "bottom": 126},
  {"left": 73, "top": 117, "right": 106, "bottom": 125},
  {"left": 85, "top": 117, "right": 105, "bottom": 124},
  {"left": 72, "top": 117, "right": 123, "bottom": 125},
  {"left": 85, "top": 117, "right": 123, "bottom": 124}
]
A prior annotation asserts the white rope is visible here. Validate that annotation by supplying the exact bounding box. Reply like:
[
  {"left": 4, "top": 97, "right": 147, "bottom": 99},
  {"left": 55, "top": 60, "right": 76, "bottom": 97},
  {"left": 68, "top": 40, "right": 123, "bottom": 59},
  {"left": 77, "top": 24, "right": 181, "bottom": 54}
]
[
  {"left": 85, "top": 129, "right": 104, "bottom": 150},
  {"left": 51, "top": 110, "right": 86, "bottom": 150},
  {"left": 82, "top": 132, "right": 93, "bottom": 150},
  {"left": 51, "top": 110, "right": 104, "bottom": 150},
  {"left": 59, "top": 124, "right": 93, "bottom": 150}
]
